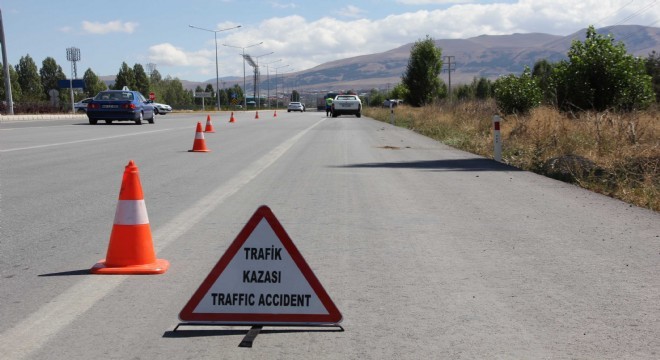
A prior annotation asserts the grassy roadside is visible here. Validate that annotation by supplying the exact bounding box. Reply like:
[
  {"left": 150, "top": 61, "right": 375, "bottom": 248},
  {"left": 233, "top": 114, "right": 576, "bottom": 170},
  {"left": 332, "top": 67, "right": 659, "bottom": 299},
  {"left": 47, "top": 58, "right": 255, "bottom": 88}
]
[{"left": 364, "top": 100, "right": 659, "bottom": 211}]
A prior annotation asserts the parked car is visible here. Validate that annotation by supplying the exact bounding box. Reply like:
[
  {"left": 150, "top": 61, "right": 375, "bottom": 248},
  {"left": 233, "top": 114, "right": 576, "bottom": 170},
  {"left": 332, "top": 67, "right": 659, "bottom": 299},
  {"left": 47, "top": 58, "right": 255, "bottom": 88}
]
[
  {"left": 74, "top": 98, "right": 93, "bottom": 113},
  {"left": 382, "top": 99, "right": 401, "bottom": 108},
  {"left": 287, "top": 101, "right": 305, "bottom": 112},
  {"left": 152, "top": 102, "right": 172, "bottom": 115},
  {"left": 86, "top": 90, "right": 155, "bottom": 125}
]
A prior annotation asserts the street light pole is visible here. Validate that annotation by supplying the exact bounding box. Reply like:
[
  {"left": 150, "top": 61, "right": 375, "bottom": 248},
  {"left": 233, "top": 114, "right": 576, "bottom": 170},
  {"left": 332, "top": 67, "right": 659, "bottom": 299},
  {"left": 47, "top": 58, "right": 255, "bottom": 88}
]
[
  {"left": 263, "top": 59, "right": 281, "bottom": 108},
  {"left": 189, "top": 24, "right": 241, "bottom": 111},
  {"left": 273, "top": 64, "right": 289, "bottom": 109},
  {"left": 222, "top": 42, "right": 262, "bottom": 110},
  {"left": 252, "top": 52, "right": 273, "bottom": 109}
]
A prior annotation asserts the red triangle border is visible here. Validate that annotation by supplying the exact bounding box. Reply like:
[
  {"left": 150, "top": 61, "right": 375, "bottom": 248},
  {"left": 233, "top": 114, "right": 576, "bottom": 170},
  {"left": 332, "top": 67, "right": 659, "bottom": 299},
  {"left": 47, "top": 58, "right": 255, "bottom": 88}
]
[{"left": 179, "top": 205, "right": 342, "bottom": 325}]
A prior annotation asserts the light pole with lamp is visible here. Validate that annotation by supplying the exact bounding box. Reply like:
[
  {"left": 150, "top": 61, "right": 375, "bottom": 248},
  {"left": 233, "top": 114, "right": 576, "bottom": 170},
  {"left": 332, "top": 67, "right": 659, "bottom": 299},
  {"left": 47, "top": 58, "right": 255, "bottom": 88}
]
[
  {"left": 188, "top": 24, "right": 241, "bottom": 111},
  {"left": 262, "top": 59, "right": 281, "bottom": 108},
  {"left": 273, "top": 64, "right": 289, "bottom": 109},
  {"left": 283, "top": 68, "right": 296, "bottom": 103},
  {"left": 222, "top": 41, "right": 262, "bottom": 110},
  {"left": 252, "top": 52, "right": 273, "bottom": 109}
]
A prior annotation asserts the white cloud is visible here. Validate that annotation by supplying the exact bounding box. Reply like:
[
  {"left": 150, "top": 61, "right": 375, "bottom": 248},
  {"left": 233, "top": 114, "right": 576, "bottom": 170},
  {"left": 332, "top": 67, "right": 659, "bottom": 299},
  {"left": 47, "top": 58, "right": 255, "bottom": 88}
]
[
  {"left": 335, "top": 5, "right": 367, "bottom": 19},
  {"left": 269, "top": 1, "right": 297, "bottom": 9},
  {"left": 180, "top": 0, "right": 660, "bottom": 79},
  {"left": 82, "top": 20, "right": 138, "bottom": 34},
  {"left": 148, "top": 43, "right": 212, "bottom": 67},
  {"left": 396, "top": 0, "right": 472, "bottom": 4}
]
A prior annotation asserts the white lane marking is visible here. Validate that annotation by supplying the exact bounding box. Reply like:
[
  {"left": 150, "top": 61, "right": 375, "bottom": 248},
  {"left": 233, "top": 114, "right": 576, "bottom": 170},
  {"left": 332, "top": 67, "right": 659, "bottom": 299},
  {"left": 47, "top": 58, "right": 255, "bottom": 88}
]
[
  {"left": 0, "top": 128, "right": 179, "bottom": 153},
  {"left": 0, "top": 118, "right": 326, "bottom": 360}
]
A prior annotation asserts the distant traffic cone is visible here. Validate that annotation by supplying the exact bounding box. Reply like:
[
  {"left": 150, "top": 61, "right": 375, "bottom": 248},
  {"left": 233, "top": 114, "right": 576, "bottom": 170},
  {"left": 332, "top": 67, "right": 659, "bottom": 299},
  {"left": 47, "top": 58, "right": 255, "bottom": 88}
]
[
  {"left": 204, "top": 114, "right": 215, "bottom": 133},
  {"left": 273, "top": 110, "right": 277, "bottom": 117},
  {"left": 229, "top": 112, "right": 235, "bottom": 123},
  {"left": 255, "top": 111, "right": 260, "bottom": 119},
  {"left": 91, "top": 160, "right": 169, "bottom": 275},
  {"left": 189, "top": 122, "right": 211, "bottom": 152}
]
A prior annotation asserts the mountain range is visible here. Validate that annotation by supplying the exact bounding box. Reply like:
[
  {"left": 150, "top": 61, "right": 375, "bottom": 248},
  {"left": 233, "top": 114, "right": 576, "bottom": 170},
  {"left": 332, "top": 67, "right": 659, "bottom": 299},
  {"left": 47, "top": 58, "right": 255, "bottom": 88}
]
[{"left": 138, "top": 25, "right": 660, "bottom": 93}]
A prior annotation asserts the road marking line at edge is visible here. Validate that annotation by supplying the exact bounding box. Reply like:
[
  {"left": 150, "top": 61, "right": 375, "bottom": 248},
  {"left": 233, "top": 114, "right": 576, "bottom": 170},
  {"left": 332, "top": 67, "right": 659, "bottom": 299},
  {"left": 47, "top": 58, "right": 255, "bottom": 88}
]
[
  {"left": 0, "top": 128, "right": 180, "bottom": 153},
  {"left": 0, "top": 118, "right": 326, "bottom": 360}
]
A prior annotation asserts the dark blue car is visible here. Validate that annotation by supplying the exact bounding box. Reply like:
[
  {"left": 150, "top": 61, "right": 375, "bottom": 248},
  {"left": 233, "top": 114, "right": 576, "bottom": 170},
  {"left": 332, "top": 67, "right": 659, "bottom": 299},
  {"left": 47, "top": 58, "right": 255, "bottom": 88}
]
[{"left": 86, "top": 89, "right": 155, "bottom": 125}]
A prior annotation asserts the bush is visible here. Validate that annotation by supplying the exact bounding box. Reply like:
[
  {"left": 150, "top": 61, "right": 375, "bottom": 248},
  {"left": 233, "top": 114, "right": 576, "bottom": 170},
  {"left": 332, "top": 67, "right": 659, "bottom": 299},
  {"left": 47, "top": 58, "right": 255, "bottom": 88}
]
[{"left": 493, "top": 67, "right": 542, "bottom": 115}]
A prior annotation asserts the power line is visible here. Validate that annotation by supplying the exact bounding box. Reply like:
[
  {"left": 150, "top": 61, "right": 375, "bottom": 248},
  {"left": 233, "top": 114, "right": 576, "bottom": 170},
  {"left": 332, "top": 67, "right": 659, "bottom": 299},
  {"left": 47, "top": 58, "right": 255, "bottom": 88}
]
[
  {"left": 595, "top": 0, "right": 635, "bottom": 26},
  {"left": 612, "top": 0, "right": 657, "bottom": 27}
]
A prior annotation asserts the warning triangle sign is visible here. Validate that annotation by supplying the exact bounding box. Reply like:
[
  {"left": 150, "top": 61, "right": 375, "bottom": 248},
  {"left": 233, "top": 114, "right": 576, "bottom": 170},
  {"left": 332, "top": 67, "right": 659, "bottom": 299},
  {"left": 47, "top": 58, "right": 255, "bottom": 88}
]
[{"left": 179, "top": 205, "right": 342, "bottom": 325}]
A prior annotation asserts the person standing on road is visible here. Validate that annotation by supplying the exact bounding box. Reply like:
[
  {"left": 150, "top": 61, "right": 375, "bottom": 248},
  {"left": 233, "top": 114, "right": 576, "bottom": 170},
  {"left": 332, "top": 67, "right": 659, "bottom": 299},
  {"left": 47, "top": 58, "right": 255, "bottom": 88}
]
[{"left": 325, "top": 97, "right": 333, "bottom": 117}]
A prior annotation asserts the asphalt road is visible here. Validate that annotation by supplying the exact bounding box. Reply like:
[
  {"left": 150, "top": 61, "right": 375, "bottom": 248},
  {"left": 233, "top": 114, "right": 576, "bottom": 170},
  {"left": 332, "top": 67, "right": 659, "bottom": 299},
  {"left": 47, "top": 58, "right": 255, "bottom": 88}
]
[{"left": 0, "top": 111, "right": 658, "bottom": 359}]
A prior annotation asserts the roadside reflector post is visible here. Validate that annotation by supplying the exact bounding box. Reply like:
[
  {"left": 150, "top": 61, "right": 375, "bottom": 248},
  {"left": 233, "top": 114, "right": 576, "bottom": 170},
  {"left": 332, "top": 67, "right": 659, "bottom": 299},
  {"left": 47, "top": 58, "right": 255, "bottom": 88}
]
[{"left": 492, "top": 115, "right": 502, "bottom": 162}]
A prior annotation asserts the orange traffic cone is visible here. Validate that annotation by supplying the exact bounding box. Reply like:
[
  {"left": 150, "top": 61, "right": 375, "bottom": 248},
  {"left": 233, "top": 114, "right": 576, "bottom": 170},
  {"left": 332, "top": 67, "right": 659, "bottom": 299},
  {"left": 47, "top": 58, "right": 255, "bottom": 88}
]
[
  {"left": 204, "top": 114, "right": 215, "bottom": 133},
  {"left": 255, "top": 111, "right": 260, "bottom": 119},
  {"left": 91, "top": 160, "right": 169, "bottom": 275},
  {"left": 189, "top": 122, "right": 211, "bottom": 152},
  {"left": 273, "top": 110, "right": 277, "bottom": 117},
  {"left": 229, "top": 112, "right": 235, "bottom": 123}
]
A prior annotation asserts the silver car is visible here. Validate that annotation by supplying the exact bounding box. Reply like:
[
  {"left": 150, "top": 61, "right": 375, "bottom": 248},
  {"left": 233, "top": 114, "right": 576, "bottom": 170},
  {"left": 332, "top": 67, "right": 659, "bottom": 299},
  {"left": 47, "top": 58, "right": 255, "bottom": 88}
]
[
  {"left": 74, "top": 98, "right": 93, "bottom": 113},
  {"left": 287, "top": 102, "right": 305, "bottom": 112},
  {"left": 152, "top": 102, "right": 172, "bottom": 115}
]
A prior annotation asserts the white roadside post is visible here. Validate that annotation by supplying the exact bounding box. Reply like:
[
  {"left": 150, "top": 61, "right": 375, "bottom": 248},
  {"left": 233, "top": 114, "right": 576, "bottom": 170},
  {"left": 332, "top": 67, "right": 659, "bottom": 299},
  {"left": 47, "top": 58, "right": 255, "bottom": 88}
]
[{"left": 492, "top": 115, "right": 502, "bottom": 162}]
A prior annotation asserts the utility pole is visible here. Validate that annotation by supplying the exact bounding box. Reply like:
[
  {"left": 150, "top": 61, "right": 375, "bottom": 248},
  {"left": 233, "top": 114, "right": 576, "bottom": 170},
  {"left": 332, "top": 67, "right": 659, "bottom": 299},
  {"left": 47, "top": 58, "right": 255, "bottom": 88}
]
[
  {"left": 443, "top": 55, "right": 455, "bottom": 100},
  {"left": 0, "top": 9, "right": 13, "bottom": 114},
  {"left": 66, "top": 47, "right": 81, "bottom": 113}
]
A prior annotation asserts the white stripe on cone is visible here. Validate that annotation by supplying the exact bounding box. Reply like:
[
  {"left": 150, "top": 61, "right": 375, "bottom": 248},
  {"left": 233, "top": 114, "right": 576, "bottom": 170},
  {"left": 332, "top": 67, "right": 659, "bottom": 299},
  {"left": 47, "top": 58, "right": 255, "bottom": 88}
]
[
  {"left": 114, "top": 200, "right": 150, "bottom": 225},
  {"left": 195, "top": 132, "right": 205, "bottom": 139}
]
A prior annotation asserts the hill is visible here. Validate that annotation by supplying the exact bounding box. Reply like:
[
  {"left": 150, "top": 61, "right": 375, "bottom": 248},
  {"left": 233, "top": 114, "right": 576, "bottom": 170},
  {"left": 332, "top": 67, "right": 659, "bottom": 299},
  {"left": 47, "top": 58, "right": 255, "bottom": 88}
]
[{"left": 103, "top": 25, "right": 660, "bottom": 93}]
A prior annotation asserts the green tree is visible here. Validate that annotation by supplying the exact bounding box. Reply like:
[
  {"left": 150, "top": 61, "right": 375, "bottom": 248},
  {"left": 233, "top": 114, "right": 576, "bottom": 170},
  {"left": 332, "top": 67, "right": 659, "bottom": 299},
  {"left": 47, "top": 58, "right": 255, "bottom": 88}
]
[
  {"left": 204, "top": 83, "right": 215, "bottom": 106},
  {"left": 553, "top": 25, "right": 653, "bottom": 111},
  {"left": 231, "top": 84, "right": 243, "bottom": 105},
  {"left": 82, "top": 68, "right": 107, "bottom": 98},
  {"left": 494, "top": 67, "right": 542, "bottom": 114},
  {"left": 475, "top": 77, "right": 492, "bottom": 99},
  {"left": 0, "top": 63, "right": 22, "bottom": 102},
  {"left": 390, "top": 83, "right": 408, "bottom": 102},
  {"left": 149, "top": 69, "right": 162, "bottom": 83},
  {"left": 16, "top": 54, "right": 43, "bottom": 101},
  {"left": 454, "top": 83, "right": 473, "bottom": 100},
  {"left": 218, "top": 87, "right": 228, "bottom": 109},
  {"left": 367, "top": 88, "right": 385, "bottom": 106},
  {"left": 290, "top": 89, "right": 300, "bottom": 101},
  {"left": 532, "top": 59, "right": 554, "bottom": 104},
  {"left": 150, "top": 75, "right": 192, "bottom": 109},
  {"left": 402, "top": 36, "right": 444, "bottom": 106},
  {"left": 133, "top": 63, "right": 150, "bottom": 95},
  {"left": 645, "top": 51, "right": 660, "bottom": 103},
  {"left": 39, "top": 57, "right": 66, "bottom": 97},
  {"left": 113, "top": 62, "right": 135, "bottom": 90}
]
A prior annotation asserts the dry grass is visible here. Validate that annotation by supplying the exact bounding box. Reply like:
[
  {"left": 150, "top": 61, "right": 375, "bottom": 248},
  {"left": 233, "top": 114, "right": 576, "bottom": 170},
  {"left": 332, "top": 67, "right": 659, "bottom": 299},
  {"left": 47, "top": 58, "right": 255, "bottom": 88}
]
[{"left": 365, "top": 100, "right": 659, "bottom": 211}]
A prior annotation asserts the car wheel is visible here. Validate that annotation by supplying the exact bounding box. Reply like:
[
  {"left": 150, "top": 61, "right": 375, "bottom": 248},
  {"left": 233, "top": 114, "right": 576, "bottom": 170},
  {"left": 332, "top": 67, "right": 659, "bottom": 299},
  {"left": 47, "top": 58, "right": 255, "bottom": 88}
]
[
  {"left": 356, "top": 113, "right": 361, "bottom": 118},
  {"left": 288, "top": 110, "right": 291, "bottom": 112},
  {"left": 135, "top": 112, "right": 143, "bottom": 125},
  {"left": 105, "top": 120, "right": 113, "bottom": 124},
  {"left": 154, "top": 108, "right": 159, "bottom": 115},
  {"left": 89, "top": 119, "right": 97, "bottom": 125},
  {"left": 332, "top": 112, "right": 338, "bottom": 118},
  {"left": 147, "top": 110, "right": 155, "bottom": 124}
]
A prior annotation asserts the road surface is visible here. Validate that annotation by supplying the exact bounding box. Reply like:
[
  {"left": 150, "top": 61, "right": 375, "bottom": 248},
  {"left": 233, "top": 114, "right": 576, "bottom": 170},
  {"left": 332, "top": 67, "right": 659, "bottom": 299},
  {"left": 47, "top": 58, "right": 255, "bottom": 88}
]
[{"left": 1, "top": 111, "right": 658, "bottom": 359}]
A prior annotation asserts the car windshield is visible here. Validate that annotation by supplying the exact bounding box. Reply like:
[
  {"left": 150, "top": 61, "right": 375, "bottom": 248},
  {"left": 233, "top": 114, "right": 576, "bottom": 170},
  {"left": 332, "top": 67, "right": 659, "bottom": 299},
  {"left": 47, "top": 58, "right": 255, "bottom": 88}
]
[{"left": 96, "top": 92, "right": 134, "bottom": 101}]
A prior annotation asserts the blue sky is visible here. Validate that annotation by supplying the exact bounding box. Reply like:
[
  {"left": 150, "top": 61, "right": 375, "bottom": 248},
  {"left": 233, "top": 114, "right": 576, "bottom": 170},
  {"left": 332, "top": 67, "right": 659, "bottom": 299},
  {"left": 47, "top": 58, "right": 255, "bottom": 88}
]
[{"left": 1, "top": 0, "right": 658, "bottom": 82}]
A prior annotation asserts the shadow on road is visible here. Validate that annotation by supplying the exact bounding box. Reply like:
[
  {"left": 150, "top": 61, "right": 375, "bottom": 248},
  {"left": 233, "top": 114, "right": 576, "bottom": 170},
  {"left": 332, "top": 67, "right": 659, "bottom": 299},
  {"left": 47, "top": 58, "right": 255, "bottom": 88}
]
[
  {"left": 38, "top": 269, "right": 91, "bottom": 276},
  {"left": 335, "top": 158, "right": 521, "bottom": 172},
  {"left": 163, "top": 326, "right": 343, "bottom": 338}
]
